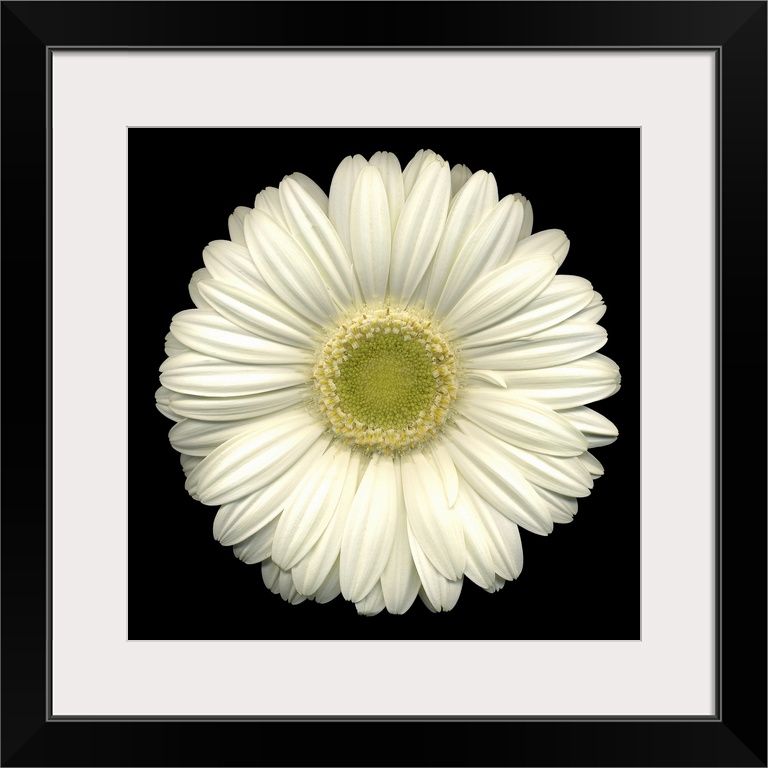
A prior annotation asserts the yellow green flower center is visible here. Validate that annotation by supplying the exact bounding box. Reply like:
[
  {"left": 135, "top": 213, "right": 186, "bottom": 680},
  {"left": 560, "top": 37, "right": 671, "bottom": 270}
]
[{"left": 313, "top": 307, "right": 458, "bottom": 454}]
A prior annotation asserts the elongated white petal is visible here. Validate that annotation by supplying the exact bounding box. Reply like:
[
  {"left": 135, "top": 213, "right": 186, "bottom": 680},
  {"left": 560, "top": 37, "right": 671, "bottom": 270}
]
[
  {"left": 389, "top": 159, "right": 451, "bottom": 305},
  {"left": 170, "top": 309, "right": 310, "bottom": 365},
  {"left": 466, "top": 369, "right": 507, "bottom": 388},
  {"left": 188, "top": 268, "right": 212, "bottom": 309},
  {"left": 262, "top": 562, "right": 306, "bottom": 605},
  {"left": 464, "top": 322, "right": 607, "bottom": 371},
  {"left": 401, "top": 452, "right": 465, "bottom": 580},
  {"left": 156, "top": 386, "right": 183, "bottom": 422},
  {"left": 460, "top": 479, "right": 523, "bottom": 581},
  {"left": 213, "top": 437, "right": 330, "bottom": 546},
  {"left": 328, "top": 154, "right": 367, "bottom": 257},
  {"left": 519, "top": 197, "right": 533, "bottom": 240},
  {"left": 284, "top": 171, "right": 328, "bottom": 215},
  {"left": 536, "top": 485, "right": 579, "bottom": 521},
  {"left": 461, "top": 388, "right": 588, "bottom": 456},
  {"left": 501, "top": 353, "right": 621, "bottom": 408},
  {"left": 227, "top": 206, "right": 251, "bottom": 246},
  {"left": 160, "top": 351, "right": 306, "bottom": 397},
  {"left": 164, "top": 330, "right": 187, "bottom": 357},
  {"left": 245, "top": 209, "right": 341, "bottom": 326},
  {"left": 509, "top": 228, "right": 569, "bottom": 267},
  {"left": 443, "top": 255, "right": 558, "bottom": 337},
  {"left": 444, "top": 421, "right": 553, "bottom": 535},
  {"left": 380, "top": 464, "right": 420, "bottom": 614},
  {"left": 312, "top": 558, "right": 342, "bottom": 604},
  {"left": 254, "top": 187, "right": 288, "bottom": 228},
  {"left": 580, "top": 451, "right": 605, "bottom": 478},
  {"left": 434, "top": 196, "right": 524, "bottom": 317},
  {"left": 202, "top": 240, "right": 265, "bottom": 293},
  {"left": 271, "top": 445, "right": 352, "bottom": 570},
  {"left": 180, "top": 453, "right": 203, "bottom": 478},
  {"left": 368, "top": 151, "right": 404, "bottom": 234},
  {"left": 197, "top": 278, "right": 317, "bottom": 349},
  {"left": 191, "top": 409, "right": 324, "bottom": 506},
  {"left": 291, "top": 451, "right": 362, "bottom": 596},
  {"left": 167, "top": 387, "right": 303, "bottom": 422},
  {"left": 557, "top": 406, "right": 619, "bottom": 447},
  {"left": 427, "top": 443, "right": 459, "bottom": 507},
  {"left": 571, "top": 292, "right": 607, "bottom": 323},
  {"left": 169, "top": 414, "right": 264, "bottom": 456},
  {"left": 423, "top": 170, "right": 499, "bottom": 311},
  {"left": 402, "top": 149, "right": 443, "bottom": 198},
  {"left": 350, "top": 165, "right": 391, "bottom": 304},
  {"left": 450, "top": 163, "right": 472, "bottom": 199},
  {"left": 460, "top": 275, "right": 595, "bottom": 348},
  {"left": 408, "top": 528, "right": 463, "bottom": 612},
  {"left": 356, "top": 582, "right": 386, "bottom": 616},
  {"left": 340, "top": 454, "right": 398, "bottom": 602},
  {"left": 262, "top": 558, "right": 280, "bottom": 591},
  {"left": 232, "top": 516, "right": 279, "bottom": 563},
  {"left": 279, "top": 177, "right": 359, "bottom": 306},
  {"left": 454, "top": 489, "right": 496, "bottom": 589}
]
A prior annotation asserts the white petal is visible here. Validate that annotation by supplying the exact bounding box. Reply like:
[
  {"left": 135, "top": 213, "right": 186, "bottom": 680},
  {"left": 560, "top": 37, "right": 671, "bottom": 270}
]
[
  {"left": 228, "top": 206, "right": 251, "bottom": 246},
  {"left": 460, "top": 388, "right": 588, "bottom": 456},
  {"left": 580, "top": 451, "right": 605, "bottom": 478},
  {"left": 356, "top": 582, "right": 386, "bottom": 616},
  {"left": 284, "top": 171, "right": 328, "bottom": 215},
  {"left": 328, "top": 154, "right": 368, "bottom": 257},
  {"left": 190, "top": 408, "right": 324, "bottom": 506},
  {"left": 166, "top": 387, "right": 304, "bottom": 422},
  {"left": 423, "top": 170, "right": 499, "bottom": 311},
  {"left": 156, "top": 402, "right": 181, "bottom": 422},
  {"left": 407, "top": 528, "right": 463, "bottom": 612},
  {"left": 188, "top": 268, "right": 212, "bottom": 309},
  {"left": 454, "top": 489, "right": 496, "bottom": 589},
  {"left": 536, "top": 485, "right": 579, "bottom": 521},
  {"left": 278, "top": 567, "right": 306, "bottom": 604},
  {"left": 291, "top": 450, "right": 362, "bottom": 596},
  {"left": 350, "top": 165, "right": 391, "bottom": 304},
  {"left": 402, "top": 149, "right": 443, "bottom": 199},
  {"left": 368, "top": 151, "right": 404, "bottom": 234},
  {"left": 213, "top": 437, "right": 330, "bottom": 546},
  {"left": 450, "top": 163, "right": 472, "bottom": 199},
  {"left": 558, "top": 406, "right": 619, "bottom": 447},
  {"left": 460, "top": 479, "right": 523, "bottom": 580},
  {"left": 501, "top": 353, "right": 621, "bottom": 408},
  {"left": 519, "top": 197, "right": 533, "bottom": 240},
  {"left": 164, "top": 330, "right": 187, "bottom": 357},
  {"left": 245, "top": 209, "right": 341, "bottom": 326},
  {"left": 312, "top": 558, "right": 342, "bottom": 604},
  {"left": 460, "top": 275, "right": 595, "bottom": 348},
  {"left": 160, "top": 350, "right": 306, "bottom": 397},
  {"left": 170, "top": 309, "right": 311, "bottom": 365},
  {"left": 262, "top": 558, "right": 280, "bottom": 591},
  {"left": 232, "top": 516, "right": 279, "bottom": 563},
  {"left": 180, "top": 454, "right": 203, "bottom": 480},
  {"left": 401, "top": 452, "right": 465, "bottom": 580},
  {"left": 389, "top": 158, "right": 451, "bottom": 305},
  {"left": 571, "top": 291, "right": 607, "bottom": 324},
  {"left": 464, "top": 321, "right": 607, "bottom": 371},
  {"left": 380, "top": 462, "right": 421, "bottom": 615},
  {"left": 197, "top": 278, "right": 317, "bottom": 349},
  {"left": 340, "top": 454, "right": 398, "bottom": 602},
  {"left": 444, "top": 421, "right": 553, "bottom": 535},
  {"left": 279, "top": 177, "right": 359, "bottom": 306},
  {"left": 202, "top": 240, "right": 265, "bottom": 293},
  {"left": 434, "top": 196, "right": 525, "bottom": 317},
  {"left": 271, "top": 445, "right": 352, "bottom": 570},
  {"left": 254, "top": 187, "right": 288, "bottom": 228},
  {"left": 484, "top": 575, "right": 507, "bottom": 594},
  {"left": 169, "top": 414, "right": 264, "bottom": 457},
  {"left": 442, "top": 255, "right": 558, "bottom": 338},
  {"left": 427, "top": 443, "right": 459, "bottom": 507},
  {"left": 465, "top": 369, "right": 507, "bottom": 388},
  {"left": 509, "top": 229, "right": 569, "bottom": 267}
]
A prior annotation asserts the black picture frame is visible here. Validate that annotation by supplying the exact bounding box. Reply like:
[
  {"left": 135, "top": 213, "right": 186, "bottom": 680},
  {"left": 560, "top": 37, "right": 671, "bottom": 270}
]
[{"left": 3, "top": 2, "right": 765, "bottom": 766}]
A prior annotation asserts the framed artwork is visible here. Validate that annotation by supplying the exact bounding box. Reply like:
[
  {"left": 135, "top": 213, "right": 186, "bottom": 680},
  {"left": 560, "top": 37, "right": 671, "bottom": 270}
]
[{"left": 3, "top": 2, "right": 764, "bottom": 766}]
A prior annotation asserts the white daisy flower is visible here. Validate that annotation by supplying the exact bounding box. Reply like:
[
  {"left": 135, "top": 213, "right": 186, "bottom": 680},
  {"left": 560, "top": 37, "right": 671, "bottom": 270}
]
[{"left": 156, "top": 149, "right": 620, "bottom": 616}]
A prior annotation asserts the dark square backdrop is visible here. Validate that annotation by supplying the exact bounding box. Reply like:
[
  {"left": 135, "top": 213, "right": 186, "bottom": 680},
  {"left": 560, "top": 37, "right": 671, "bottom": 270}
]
[{"left": 129, "top": 127, "right": 640, "bottom": 640}]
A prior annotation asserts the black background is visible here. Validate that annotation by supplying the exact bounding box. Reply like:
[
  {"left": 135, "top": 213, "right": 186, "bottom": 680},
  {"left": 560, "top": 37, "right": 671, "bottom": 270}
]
[{"left": 129, "top": 127, "right": 640, "bottom": 640}]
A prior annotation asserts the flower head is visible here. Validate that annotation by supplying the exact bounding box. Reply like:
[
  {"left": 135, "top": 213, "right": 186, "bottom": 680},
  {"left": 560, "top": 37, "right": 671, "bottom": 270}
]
[{"left": 156, "top": 149, "right": 620, "bottom": 615}]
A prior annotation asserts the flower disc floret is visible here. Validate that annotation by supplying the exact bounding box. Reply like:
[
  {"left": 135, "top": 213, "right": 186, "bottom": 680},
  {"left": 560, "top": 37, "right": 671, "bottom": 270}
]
[{"left": 312, "top": 307, "right": 458, "bottom": 454}]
